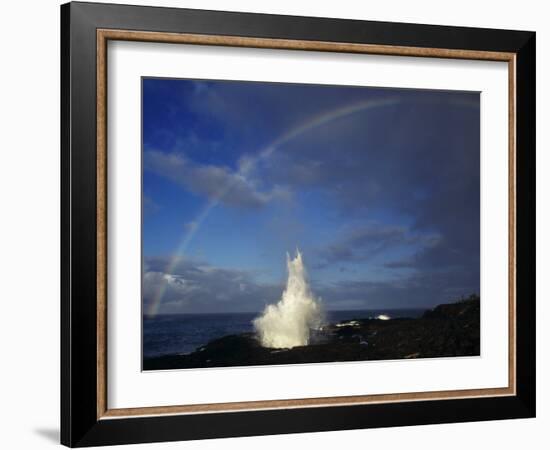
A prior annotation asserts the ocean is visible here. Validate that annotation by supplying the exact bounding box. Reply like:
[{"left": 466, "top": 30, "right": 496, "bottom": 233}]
[{"left": 143, "top": 308, "right": 427, "bottom": 359}]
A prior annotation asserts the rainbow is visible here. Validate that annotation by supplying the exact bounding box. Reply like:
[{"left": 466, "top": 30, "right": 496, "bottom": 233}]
[{"left": 146, "top": 97, "right": 399, "bottom": 316}]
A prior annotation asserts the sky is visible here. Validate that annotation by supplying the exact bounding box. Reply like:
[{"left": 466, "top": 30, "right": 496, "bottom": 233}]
[{"left": 142, "top": 77, "right": 480, "bottom": 315}]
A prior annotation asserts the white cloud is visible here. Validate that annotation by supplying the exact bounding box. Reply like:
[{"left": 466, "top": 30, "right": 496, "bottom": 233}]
[
  {"left": 142, "top": 257, "right": 281, "bottom": 314},
  {"left": 144, "top": 150, "right": 289, "bottom": 209}
]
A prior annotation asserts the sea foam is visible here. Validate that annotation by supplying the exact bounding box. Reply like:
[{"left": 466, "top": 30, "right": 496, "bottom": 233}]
[{"left": 253, "top": 250, "right": 323, "bottom": 348}]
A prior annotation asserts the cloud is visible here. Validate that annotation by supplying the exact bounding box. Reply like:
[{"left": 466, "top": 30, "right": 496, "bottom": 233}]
[
  {"left": 184, "top": 221, "right": 198, "bottom": 232},
  {"left": 142, "top": 81, "right": 480, "bottom": 311},
  {"left": 144, "top": 150, "right": 289, "bottom": 209},
  {"left": 384, "top": 260, "right": 415, "bottom": 269},
  {"left": 143, "top": 254, "right": 478, "bottom": 314},
  {"left": 143, "top": 257, "right": 281, "bottom": 314},
  {"left": 317, "top": 267, "right": 479, "bottom": 310},
  {"left": 319, "top": 226, "right": 403, "bottom": 266},
  {"left": 143, "top": 271, "right": 196, "bottom": 311},
  {"left": 316, "top": 224, "right": 439, "bottom": 267},
  {"left": 143, "top": 195, "right": 160, "bottom": 216},
  {"left": 256, "top": 95, "right": 480, "bottom": 285}
]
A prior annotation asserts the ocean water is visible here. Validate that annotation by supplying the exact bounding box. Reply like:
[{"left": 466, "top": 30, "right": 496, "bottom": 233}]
[{"left": 143, "top": 308, "right": 426, "bottom": 359}]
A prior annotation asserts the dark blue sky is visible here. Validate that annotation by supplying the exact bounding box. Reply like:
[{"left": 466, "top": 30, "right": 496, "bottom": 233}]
[{"left": 142, "top": 78, "right": 480, "bottom": 315}]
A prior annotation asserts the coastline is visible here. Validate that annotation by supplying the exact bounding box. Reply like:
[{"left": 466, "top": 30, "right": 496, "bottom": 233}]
[{"left": 143, "top": 295, "right": 480, "bottom": 371}]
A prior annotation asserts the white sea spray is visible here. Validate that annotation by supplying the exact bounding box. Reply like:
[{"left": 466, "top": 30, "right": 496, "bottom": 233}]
[{"left": 254, "top": 250, "right": 324, "bottom": 348}]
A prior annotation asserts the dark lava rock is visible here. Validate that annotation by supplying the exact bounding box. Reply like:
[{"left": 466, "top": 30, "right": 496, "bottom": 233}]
[
  {"left": 143, "top": 296, "right": 480, "bottom": 371},
  {"left": 422, "top": 294, "right": 480, "bottom": 320}
]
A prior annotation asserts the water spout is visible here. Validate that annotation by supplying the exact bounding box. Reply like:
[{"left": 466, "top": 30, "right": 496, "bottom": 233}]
[{"left": 254, "top": 250, "right": 323, "bottom": 348}]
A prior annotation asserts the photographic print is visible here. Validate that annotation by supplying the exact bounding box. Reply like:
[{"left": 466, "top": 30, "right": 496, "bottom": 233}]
[
  {"left": 62, "top": 6, "right": 535, "bottom": 444},
  {"left": 141, "top": 78, "right": 480, "bottom": 371}
]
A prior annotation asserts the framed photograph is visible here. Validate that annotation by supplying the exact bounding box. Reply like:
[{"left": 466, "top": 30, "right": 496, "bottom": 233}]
[{"left": 61, "top": 1, "right": 535, "bottom": 447}]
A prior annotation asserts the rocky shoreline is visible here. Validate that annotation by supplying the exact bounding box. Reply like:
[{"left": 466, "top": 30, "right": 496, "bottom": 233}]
[{"left": 143, "top": 295, "right": 480, "bottom": 371}]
